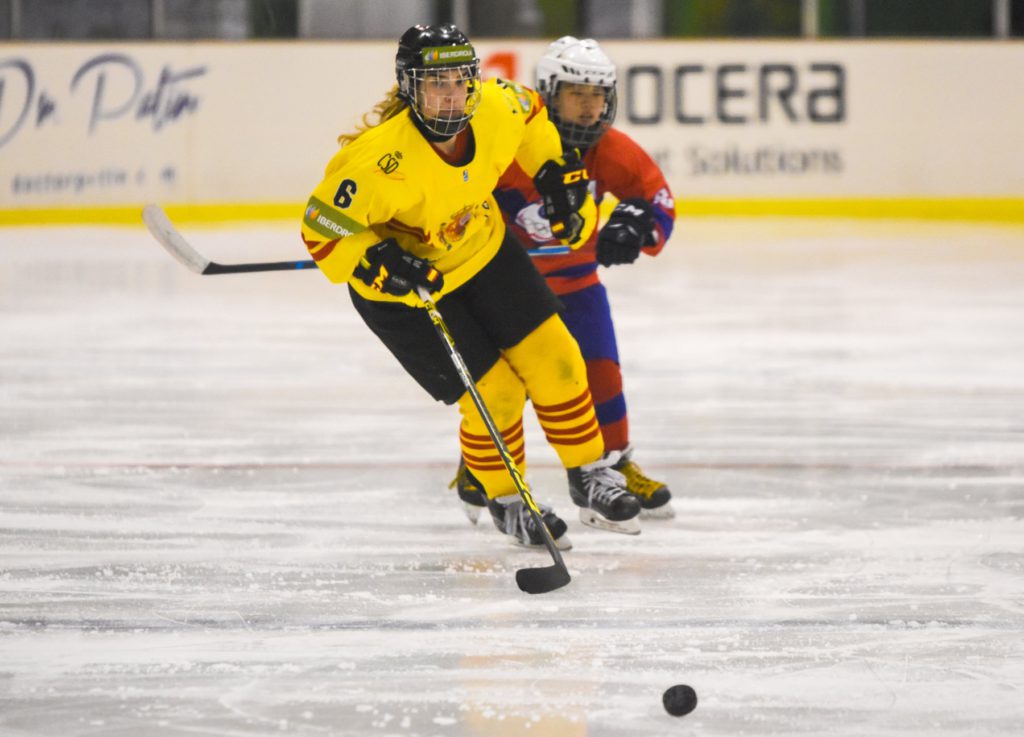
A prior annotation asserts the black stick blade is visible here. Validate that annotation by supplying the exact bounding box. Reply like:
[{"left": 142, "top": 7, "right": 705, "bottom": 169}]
[
  {"left": 516, "top": 564, "right": 571, "bottom": 594},
  {"left": 202, "top": 259, "right": 316, "bottom": 275}
]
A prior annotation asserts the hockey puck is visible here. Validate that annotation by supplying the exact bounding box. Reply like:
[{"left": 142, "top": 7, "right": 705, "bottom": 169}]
[{"left": 662, "top": 684, "right": 697, "bottom": 716}]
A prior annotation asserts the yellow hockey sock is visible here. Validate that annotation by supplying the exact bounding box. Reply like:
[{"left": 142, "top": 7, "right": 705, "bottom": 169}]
[{"left": 457, "top": 358, "right": 527, "bottom": 499}]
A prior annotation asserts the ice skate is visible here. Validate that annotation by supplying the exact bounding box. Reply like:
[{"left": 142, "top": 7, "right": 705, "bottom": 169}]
[
  {"left": 487, "top": 494, "right": 572, "bottom": 551},
  {"left": 614, "top": 445, "right": 674, "bottom": 519},
  {"left": 448, "top": 457, "right": 487, "bottom": 524},
  {"left": 567, "top": 451, "right": 641, "bottom": 534}
]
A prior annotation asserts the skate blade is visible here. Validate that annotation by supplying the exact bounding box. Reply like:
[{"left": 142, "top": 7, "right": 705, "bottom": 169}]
[
  {"left": 514, "top": 534, "right": 573, "bottom": 551},
  {"left": 462, "top": 502, "right": 482, "bottom": 525},
  {"left": 640, "top": 502, "right": 675, "bottom": 520},
  {"left": 578, "top": 508, "right": 641, "bottom": 535}
]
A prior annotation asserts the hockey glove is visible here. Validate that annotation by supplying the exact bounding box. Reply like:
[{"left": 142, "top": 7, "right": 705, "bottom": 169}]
[
  {"left": 533, "top": 149, "right": 590, "bottom": 245},
  {"left": 353, "top": 238, "right": 444, "bottom": 297},
  {"left": 595, "top": 198, "right": 658, "bottom": 267}
]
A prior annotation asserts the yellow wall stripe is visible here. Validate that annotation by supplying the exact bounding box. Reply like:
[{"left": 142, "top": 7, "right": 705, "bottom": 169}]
[
  {"left": 0, "top": 203, "right": 302, "bottom": 226},
  {"left": 679, "top": 198, "right": 1024, "bottom": 223},
  {"left": 2, "top": 198, "right": 1024, "bottom": 226}
]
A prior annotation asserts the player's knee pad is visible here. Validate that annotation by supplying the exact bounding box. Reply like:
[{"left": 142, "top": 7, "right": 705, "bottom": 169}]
[
  {"left": 457, "top": 358, "right": 526, "bottom": 431},
  {"left": 504, "top": 315, "right": 588, "bottom": 404},
  {"left": 504, "top": 316, "right": 604, "bottom": 468}
]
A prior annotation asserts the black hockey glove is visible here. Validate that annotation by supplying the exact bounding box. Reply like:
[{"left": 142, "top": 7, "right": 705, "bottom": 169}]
[
  {"left": 533, "top": 149, "right": 589, "bottom": 245},
  {"left": 595, "top": 198, "right": 658, "bottom": 267},
  {"left": 353, "top": 238, "right": 444, "bottom": 297}
]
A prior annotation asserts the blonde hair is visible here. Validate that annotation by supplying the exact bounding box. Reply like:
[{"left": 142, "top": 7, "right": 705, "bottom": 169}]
[{"left": 338, "top": 85, "right": 408, "bottom": 146}]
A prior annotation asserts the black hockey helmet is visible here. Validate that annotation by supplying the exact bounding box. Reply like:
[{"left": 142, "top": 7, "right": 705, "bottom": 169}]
[{"left": 395, "top": 23, "right": 481, "bottom": 140}]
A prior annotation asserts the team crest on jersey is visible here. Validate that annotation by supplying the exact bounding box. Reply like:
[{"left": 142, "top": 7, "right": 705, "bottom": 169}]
[
  {"left": 439, "top": 204, "right": 475, "bottom": 248},
  {"left": 514, "top": 201, "right": 554, "bottom": 242}
]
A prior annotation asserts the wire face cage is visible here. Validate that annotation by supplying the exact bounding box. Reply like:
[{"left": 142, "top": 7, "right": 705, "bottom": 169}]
[
  {"left": 400, "top": 61, "right": 482, "bottom": 138},
  {"left": 545, "top": 81, "right": 617, "bottom": 150}
]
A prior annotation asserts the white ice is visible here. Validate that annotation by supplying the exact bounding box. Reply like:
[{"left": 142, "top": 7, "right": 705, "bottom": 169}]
[{"left": 1, "top": 218, "right": 1023, "bottom": 736}]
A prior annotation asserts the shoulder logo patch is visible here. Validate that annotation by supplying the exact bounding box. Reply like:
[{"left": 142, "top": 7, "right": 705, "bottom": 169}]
[
  {"left": 304, "top": 195, "right": 365, "bottom": 240},
  {"left": 377, "top": 152, "right": 401, "bottom": 175}
]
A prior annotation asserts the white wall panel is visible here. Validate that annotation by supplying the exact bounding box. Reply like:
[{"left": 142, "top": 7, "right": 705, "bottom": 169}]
[{"left": 1, "top": 40, "right": 1021, "bottom": 214}]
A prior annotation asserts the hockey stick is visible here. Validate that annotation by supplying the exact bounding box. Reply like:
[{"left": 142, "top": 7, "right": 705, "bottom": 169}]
[
  {"left": 142, "top": 204, "right": 317, "bottom": 275},
  {"left": 416, "top": 287, "right": 571, "bottom": 595},
  {"left": 141, "top": 205, "right": 569, "bottom": 593}
]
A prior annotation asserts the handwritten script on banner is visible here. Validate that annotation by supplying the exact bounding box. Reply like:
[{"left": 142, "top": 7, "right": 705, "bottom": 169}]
[{"left": 0, "top": 53, "right": 206, "bottom": 149}]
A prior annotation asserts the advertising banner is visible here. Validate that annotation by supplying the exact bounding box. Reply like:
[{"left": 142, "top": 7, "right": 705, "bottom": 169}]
[
  {"left": 584, "top": 41, "right": 1024, "bottom": 201},
  {"left": 1, "top": 40, "right": 1022, "bottom": 220},
  {"left": 0, "top": 43, "right": 393, "bottom": 214}
]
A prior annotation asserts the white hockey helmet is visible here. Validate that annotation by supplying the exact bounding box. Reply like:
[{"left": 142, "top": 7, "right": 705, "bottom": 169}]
[{"left": 535, "top": 36, "right": 617, "bottom": 149}]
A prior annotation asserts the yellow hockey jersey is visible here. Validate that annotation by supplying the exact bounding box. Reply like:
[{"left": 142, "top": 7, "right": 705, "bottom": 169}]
[{"left": 300, "top": 78, "right": 595, "bottom": 306}]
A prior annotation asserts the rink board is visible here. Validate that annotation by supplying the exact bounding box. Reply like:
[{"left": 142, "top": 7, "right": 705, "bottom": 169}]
[{"left": 1, "top": 40, "right": 1023, "bottom": 222}]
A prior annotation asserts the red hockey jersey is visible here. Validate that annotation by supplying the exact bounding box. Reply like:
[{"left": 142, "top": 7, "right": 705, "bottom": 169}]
[{"left": 494, "top": 127, "right": 675, "bottom": 295}]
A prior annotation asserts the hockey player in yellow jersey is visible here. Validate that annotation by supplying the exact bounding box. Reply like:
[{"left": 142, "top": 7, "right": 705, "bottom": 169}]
[{"left": 300, "top": 24, "right": 642, "bottom": 548}]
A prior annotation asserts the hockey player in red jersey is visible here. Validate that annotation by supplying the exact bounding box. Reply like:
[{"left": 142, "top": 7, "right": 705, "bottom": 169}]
[{"left": 453, "top": 36, "right": 676, "bottom": 520}]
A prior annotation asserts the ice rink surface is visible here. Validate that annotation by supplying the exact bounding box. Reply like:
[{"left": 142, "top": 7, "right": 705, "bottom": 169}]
[{"left": 1, "top": 217, "right": 1023, "bottom": 736}]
